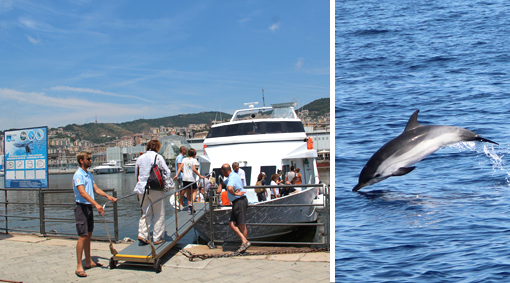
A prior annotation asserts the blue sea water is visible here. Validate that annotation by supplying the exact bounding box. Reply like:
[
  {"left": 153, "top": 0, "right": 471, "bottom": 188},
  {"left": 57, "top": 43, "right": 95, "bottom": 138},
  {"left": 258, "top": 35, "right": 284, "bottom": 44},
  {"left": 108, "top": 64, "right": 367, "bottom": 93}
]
[{"left": 336, "top": 0, "right": 510, "bottom": 282}]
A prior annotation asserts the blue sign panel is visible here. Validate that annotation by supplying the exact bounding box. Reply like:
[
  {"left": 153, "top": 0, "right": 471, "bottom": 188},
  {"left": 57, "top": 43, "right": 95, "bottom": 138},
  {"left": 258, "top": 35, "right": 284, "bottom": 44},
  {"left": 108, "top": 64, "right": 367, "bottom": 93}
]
[{"left": 4, "top": 127, "right": 49, "bottom": 188}]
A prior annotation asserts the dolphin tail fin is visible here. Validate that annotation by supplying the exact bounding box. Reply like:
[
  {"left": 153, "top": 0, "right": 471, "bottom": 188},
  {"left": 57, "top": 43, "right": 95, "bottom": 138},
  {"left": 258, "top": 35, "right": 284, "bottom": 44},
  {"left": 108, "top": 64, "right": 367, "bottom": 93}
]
[
  {"left": 474, "top": 136, "right": 498, "bottom": 145},
  {"left": 392, "top": 167, "right": 416, "bottom": 177}
]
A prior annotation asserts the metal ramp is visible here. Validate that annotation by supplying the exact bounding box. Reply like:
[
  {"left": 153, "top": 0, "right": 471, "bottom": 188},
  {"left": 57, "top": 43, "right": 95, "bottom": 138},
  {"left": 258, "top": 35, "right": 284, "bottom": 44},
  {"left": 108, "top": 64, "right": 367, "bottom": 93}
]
[{"left": 107, "top": 202, "right": 208, "bottom": 272}]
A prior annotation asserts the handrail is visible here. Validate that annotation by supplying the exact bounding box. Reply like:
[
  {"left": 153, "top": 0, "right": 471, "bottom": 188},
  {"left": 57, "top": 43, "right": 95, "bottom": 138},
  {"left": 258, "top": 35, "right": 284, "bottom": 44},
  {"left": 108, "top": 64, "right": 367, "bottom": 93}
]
[
  {"left": 142, "top": 172, "right": 214, "bottom": 217},
  {"left": 102, "top": 192, "right": 136, "bottom": 210},
  {"left": 0, "top": 188, "right": 118, "bottom": 240},
  {"left": 135, "top": 172, "right": 214, "bottom": 258}
]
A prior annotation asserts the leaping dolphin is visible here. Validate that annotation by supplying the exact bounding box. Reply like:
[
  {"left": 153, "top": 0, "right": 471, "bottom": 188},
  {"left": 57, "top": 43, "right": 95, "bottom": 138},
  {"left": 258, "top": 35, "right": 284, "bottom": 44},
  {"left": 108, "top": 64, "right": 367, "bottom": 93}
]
[{"left": 353, "top": 110, "right": 498, "bottom": 192}]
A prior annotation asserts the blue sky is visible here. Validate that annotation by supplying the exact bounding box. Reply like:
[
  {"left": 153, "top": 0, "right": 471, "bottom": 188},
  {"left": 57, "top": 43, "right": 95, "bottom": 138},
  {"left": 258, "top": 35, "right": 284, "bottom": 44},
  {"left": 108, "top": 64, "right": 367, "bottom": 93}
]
[{"left": 0, "top": 0, "right": 330, "bottom": 130}]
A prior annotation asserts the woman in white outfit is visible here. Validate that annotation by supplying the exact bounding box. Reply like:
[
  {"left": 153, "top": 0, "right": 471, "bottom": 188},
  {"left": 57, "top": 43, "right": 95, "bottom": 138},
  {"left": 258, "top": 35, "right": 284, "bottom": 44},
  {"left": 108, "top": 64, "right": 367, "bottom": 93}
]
[
  {"left": 173, "top": 148, "right": 205, "bottom": 213},
  {"left": 134, "top": 140, "right": 170, "bottom": 245}
]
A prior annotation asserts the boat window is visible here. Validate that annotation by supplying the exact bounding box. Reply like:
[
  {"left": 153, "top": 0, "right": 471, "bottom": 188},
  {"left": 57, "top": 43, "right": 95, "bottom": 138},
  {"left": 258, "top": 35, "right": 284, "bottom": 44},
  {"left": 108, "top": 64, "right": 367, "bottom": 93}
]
[
  {"left": 285, "top": 121, "right": 305, "bottom": 133},
  {"left": 224, "top": 124, "right": 239, "bottom": 137},
  {"left": 281, "top": 164, "right": 290, "bottom": 182},
  {"left": 266, "top": 122, "right": 282, "bottom": 133},
  {"left": 242, "top": 167, "right": 252, "bottom": 186},
  {"left": 260, "top": 166, "right": 277, "bottom": 184},
  {"left": 207, "top": 121, "right": 304, "bottom": 138}
]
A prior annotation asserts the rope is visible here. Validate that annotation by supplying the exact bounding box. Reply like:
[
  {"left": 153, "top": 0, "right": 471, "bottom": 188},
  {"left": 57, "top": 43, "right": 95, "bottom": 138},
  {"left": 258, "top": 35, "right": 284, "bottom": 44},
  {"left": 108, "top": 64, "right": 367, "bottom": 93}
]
[{"left": 179, "top": 246, "right": 329, "bottom": 261}]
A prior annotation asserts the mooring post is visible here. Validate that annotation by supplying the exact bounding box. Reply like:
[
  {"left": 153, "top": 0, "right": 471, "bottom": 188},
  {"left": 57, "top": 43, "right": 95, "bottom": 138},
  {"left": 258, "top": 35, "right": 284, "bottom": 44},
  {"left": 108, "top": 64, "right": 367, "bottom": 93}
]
[
  {"left": 113, "top": 189, "right": 118, "bottom": 241},
  {"left": 207, "top": 184, "right": 216, "bottom": 249},
  {"left": 39, "top": 188, "right": 45, "bottom": 236}
]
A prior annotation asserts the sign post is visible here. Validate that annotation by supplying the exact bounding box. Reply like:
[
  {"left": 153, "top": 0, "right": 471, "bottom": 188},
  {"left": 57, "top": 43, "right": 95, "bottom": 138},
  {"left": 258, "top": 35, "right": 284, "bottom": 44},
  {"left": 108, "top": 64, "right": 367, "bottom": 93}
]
[{"left": 4, "top": 127, "right": 49, "bottom": 188}]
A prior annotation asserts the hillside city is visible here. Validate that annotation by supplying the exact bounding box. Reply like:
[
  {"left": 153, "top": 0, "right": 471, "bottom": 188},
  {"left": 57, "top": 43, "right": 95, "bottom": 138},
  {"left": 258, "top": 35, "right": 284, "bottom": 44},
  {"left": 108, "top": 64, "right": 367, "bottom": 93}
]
[{"left": 0, "top": 109, "right": 330, "bottom": 170}]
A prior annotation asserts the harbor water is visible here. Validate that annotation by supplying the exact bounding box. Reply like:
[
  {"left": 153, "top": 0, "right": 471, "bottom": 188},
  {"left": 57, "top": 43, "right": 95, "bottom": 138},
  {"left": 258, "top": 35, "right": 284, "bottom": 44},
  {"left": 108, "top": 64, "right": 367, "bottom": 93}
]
[{"left": 337, "top": 0, "right": 510, "bottom": 282}]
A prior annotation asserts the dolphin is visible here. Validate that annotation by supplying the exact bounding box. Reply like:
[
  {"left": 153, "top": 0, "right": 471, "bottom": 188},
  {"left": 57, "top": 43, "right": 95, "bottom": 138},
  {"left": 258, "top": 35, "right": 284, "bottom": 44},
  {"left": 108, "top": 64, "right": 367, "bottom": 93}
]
[{"left": 353, "top": 110, "right": 498, "bottom": 191}]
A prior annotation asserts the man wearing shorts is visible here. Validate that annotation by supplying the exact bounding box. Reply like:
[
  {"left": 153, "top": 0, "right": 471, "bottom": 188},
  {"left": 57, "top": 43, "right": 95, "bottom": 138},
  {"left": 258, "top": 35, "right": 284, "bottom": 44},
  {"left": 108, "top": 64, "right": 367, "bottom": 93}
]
[
  {"left": 219, "top": 163, "right": 250, "bottom": 253},
  {"left": 73, "top": 152, "right": 116, "bottom": 278}
]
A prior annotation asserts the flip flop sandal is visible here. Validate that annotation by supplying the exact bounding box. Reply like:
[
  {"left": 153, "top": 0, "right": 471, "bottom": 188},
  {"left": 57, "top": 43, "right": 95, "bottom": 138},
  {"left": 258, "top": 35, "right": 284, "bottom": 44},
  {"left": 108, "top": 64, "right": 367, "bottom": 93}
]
[
  {"left": 138, "top": 237, "right": 149, "bottom": 245},
  {"left": 75, "top": 271, "right": 87, "bottom": 277},
  {"left": 154, "top": 239, "right": 166, "bottom": 245},
  {"left": 236, "top": 242, "right": 251, "bottom": 254},
  {"left": 84, "top": 262, "right": 103, "bottom": 269}
]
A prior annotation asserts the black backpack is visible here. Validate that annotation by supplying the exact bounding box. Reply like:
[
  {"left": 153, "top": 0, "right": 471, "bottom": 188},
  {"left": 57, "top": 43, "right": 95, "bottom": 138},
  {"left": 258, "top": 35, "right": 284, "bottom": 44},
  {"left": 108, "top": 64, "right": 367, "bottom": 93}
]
[{"left": 146, "top": 154, "right": 164, "bottom": 191}]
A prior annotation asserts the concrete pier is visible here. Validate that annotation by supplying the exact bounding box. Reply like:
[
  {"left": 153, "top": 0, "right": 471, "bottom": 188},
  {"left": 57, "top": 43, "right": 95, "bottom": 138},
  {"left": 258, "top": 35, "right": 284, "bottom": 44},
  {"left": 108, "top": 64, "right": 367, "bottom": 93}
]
[{"left": 0, "top": 233, "right": 329, "bottom": 282}]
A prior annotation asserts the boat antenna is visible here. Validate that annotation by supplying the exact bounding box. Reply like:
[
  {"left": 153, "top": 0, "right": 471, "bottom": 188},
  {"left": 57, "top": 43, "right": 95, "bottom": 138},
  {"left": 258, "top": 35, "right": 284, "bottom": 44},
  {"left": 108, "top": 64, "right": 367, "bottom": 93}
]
[
  {"left": 262, "top": 89, "right": 265, "bottom": 107},
  {"left": 244, "top": 102, "right": 259, "bottom": 109}
]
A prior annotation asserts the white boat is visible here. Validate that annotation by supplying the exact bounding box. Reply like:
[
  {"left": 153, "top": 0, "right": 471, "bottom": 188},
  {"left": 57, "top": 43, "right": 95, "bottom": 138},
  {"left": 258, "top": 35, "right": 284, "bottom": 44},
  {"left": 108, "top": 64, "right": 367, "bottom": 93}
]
[
  {"left": 123, "top": 158, "right": 137, "bottom": 173},
  {"left": 196, "top": 101, "right": 323, "bottom": 242},
  {"left": 92, "top": 160, "right": 123, "bottom": 174}
]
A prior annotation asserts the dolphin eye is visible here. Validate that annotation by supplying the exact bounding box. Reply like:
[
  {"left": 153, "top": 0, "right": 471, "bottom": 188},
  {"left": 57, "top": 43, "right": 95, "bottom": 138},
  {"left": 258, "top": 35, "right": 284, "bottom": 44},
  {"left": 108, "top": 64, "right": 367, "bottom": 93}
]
[{"left": 374, "top": 174, "right": 381, "bottom": 178}]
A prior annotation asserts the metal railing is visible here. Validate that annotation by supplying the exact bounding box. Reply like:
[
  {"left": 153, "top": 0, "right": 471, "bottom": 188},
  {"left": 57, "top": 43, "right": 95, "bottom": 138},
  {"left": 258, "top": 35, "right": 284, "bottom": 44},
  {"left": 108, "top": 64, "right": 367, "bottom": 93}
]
[
  {"left": 0, "top": 180, "right": 331, "bottom": 250},
  {"left": 101, "top": 173, "right": 213, "bottom": 260},
  {"left": 0, "top": 188, "right": 118, "bottom": 240},
  {"left": 207, "top": 183, "right": 330, "bottom": 248}
]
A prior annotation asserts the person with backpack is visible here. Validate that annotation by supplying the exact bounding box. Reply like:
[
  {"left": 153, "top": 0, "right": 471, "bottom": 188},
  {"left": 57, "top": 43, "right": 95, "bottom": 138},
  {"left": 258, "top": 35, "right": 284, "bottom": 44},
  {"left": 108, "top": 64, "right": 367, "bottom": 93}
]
[
  {"left": 255, "top": 172, "right": 268, "bottom": 202},
  {"left": 134, "top": 140, "right": 170, "bottom": 245}
]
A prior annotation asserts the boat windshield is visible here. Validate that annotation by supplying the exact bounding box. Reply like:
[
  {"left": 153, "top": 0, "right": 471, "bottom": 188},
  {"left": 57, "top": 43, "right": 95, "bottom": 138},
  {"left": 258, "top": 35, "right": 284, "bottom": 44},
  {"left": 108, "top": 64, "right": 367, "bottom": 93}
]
[
  {"left": 231, "top": 106, "right": 298, "bottom": 122},
  {"left": 270, "top": 107, "right": 297, "bottom": 119},
  {"left": 207, "top": 121, "right": 305, "bottom": 138}
]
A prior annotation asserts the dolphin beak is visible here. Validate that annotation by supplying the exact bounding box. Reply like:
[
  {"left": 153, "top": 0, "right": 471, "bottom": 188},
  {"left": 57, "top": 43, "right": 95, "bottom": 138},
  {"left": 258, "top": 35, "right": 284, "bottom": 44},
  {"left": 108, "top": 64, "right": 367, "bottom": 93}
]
[
  {"left": 476, "top": 136, "right": 498, "bottom": 145},
  {"left": 352, "top": 183, "right": 365, "bottom": 192}
]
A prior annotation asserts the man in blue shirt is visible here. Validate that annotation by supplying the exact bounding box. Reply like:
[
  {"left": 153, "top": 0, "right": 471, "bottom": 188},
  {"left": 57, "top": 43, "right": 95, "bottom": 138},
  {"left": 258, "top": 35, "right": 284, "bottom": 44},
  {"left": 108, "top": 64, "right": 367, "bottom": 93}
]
[
  {"left": 73, "top": 152, "right": 116, "bottom": 278},
  {"left": 219, "top": 163, "right": 250, "bottom": 253}
]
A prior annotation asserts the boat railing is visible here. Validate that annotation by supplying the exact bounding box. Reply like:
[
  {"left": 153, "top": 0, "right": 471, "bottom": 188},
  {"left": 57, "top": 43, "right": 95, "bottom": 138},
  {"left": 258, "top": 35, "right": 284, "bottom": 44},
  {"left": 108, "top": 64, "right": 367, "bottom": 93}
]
[
  {"left": 206, "top": 183, "right": 330, "bottom": 249},
  {"left": 0, "top": 187, "right": 118, "bottom": 241}
]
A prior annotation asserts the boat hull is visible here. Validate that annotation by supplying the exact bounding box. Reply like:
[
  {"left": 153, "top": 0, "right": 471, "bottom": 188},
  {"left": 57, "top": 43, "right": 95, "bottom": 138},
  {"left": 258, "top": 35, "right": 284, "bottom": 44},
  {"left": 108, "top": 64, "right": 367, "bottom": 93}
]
[
  {"left": 195, "top": 186, "right": 318, "bottom": 242},
  {"left": 124, "top": 166, "right": 136, "bottom": 173},
  {"left": 93, "top": 167, "right": 122, "bottom": 174}
]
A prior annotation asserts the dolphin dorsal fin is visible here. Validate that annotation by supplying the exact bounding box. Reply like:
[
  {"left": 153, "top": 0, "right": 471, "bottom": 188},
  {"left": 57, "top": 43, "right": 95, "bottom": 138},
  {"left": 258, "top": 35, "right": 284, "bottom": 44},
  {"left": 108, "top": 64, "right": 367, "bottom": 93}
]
[{"left": 404, "top": 110, "right": 421, "bottom": 132}]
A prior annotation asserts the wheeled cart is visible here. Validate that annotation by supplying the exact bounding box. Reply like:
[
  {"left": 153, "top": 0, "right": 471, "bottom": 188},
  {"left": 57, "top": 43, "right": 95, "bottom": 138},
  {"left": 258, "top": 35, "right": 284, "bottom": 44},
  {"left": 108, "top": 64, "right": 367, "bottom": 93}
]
[{"left": 102, "top": 192, "right": 208, "bottom": 272}]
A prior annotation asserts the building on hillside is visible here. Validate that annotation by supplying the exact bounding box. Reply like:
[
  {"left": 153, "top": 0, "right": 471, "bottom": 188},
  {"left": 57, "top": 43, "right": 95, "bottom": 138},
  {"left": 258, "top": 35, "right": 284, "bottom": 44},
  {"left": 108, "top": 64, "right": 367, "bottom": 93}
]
[{"left": 117, "top": 136, "right": 134, "bottom": 148}]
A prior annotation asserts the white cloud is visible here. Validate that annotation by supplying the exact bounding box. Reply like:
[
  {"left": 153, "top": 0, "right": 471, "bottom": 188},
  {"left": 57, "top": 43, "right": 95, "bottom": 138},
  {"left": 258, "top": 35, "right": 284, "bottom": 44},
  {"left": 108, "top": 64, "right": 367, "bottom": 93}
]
[
  {"left": 239, "top": 17, "right": 250, "bottom": 24},
  {"left": 26, "top": 35, "right": 41, "bottom": 44},
  {"left": 295, "top": 57, "right": 304, "bottom": 70},
  {"left": 50, "top": 86, "right": 154, "bottom": 102},
  {"left": 0, "top": 88, "right": 181, "bottom": 129},
  {"left": 18, "top": 17, "right": 66, "bottom": 33},
  {"left": 269, "top": 21, "right": 280, "bottom": 32},
  {"left": 19, "top": 18, "right": 37, "bottom": 29}
]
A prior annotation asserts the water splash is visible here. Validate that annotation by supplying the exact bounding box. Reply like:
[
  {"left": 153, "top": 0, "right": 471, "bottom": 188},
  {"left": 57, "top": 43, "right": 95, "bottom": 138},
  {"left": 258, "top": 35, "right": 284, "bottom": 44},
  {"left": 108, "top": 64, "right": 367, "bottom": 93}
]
[{"left": 447, "top": 142, "right": 510, "bottom": 185}]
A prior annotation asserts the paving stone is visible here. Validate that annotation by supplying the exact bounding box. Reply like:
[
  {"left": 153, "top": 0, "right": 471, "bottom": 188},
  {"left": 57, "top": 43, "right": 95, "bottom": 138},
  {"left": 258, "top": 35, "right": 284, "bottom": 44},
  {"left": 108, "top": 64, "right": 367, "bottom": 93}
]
[{"left": 0, "top": 233, "right": 330, "bottom": 282}]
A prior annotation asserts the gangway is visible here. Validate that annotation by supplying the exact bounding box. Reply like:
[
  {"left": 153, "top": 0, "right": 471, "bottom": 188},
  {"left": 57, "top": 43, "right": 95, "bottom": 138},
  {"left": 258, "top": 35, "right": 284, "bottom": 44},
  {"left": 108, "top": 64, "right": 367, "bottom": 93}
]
[{"left": 101, "top": 177, "right": 211, "bottom": 273}]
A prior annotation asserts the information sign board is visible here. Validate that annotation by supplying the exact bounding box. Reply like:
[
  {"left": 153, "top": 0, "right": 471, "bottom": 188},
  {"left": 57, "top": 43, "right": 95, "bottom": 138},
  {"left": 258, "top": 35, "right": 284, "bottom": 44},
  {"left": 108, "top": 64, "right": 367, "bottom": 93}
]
[{"left": 4, "top": 126, "right": 49, "bottom": 188}]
